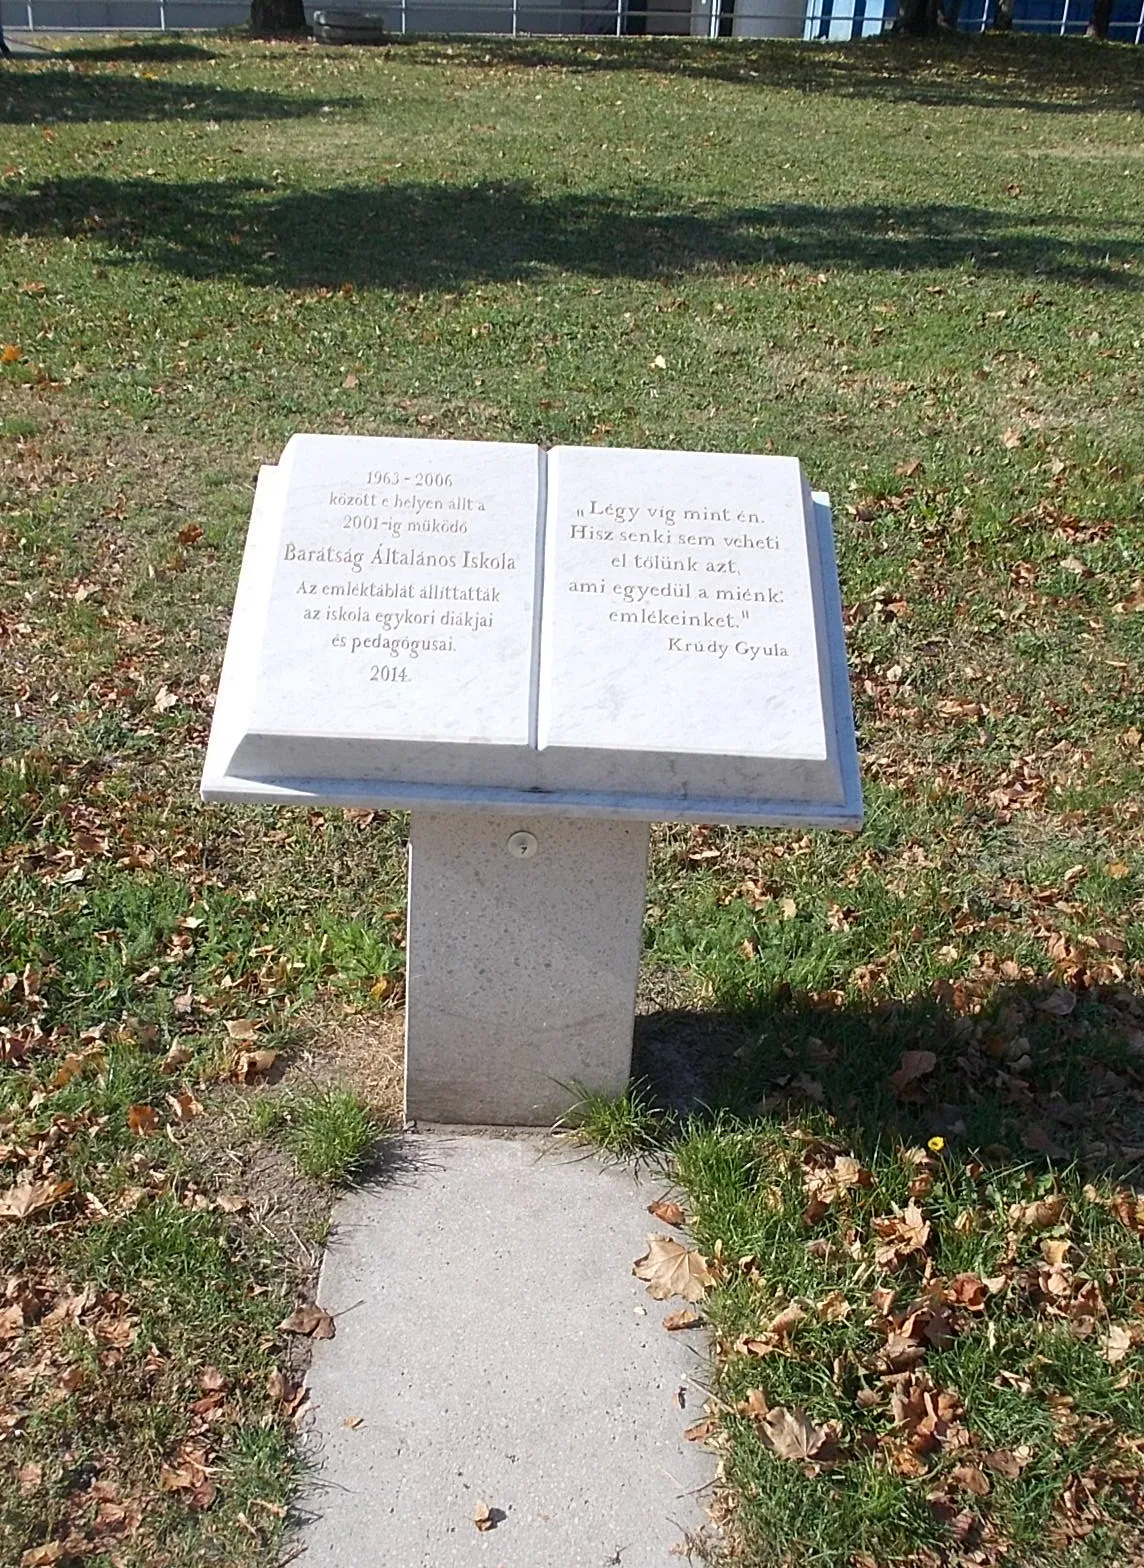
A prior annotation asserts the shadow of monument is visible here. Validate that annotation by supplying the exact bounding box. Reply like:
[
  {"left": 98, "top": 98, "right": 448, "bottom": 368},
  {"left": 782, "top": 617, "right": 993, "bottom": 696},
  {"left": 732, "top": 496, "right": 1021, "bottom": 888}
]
[
  {"left": 633, "top": 977, "right": 1144, "bottom": 1185},
  {"left": 2, "top": 174, "right": 1140, "bottom": 291}
]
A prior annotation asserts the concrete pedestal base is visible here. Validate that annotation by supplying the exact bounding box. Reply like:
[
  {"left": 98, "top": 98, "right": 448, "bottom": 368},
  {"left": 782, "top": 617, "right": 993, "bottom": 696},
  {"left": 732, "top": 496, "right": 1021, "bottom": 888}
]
[{"left": 404, "top": 812, "right": 650, "bottom": 1126}]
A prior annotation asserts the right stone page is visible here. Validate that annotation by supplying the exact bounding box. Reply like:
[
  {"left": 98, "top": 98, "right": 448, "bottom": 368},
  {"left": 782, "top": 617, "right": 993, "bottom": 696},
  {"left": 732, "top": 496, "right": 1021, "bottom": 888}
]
[{"left": 537, "top": 445, "right": 848, "bottom": 810}]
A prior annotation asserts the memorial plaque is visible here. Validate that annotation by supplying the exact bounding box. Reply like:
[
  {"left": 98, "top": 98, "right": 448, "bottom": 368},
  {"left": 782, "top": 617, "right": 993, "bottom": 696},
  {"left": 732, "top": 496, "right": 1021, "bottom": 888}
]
[
  {"left": 202, "top": 434, "right": 860, "bottom": 827},
  {"left": 537, "top": 446, "right": 845, "bottom": 806},
  {"left": 210, "top": 434, "right": 543, "bottom": 791}
]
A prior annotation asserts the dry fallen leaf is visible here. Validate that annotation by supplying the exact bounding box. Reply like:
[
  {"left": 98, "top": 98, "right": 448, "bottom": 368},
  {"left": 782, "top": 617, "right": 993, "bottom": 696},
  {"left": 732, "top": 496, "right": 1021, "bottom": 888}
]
[
  {"left": 1102, "top": 1324, "right": 1132, "bottom": 1364},
  {"left": 0, "top": 1178, "right": 74, "bottom": 1221},
  {"left": 279, "top": 1304, "right": 335, "bottom": 1340},
  {"left": 225, "top": 1018, "right": 261, "bottom": 1041},
  {"left": 633, "top": 1236, "right": 715, "bottom": 1303},
  {"left": 162, "top": 1044, "right": 194, "bottom": 1073},
  {"left": 472, "top": 1501, "right": 497, "bottom": 1532},
  {"left": 662, "top": 1309, "right": 702, "bottom": 1331},
  {"left": 888, "top": 1049, "right": 937, "bottom": 1094},
  {"left": 758, "top": 1406, "right": 841, "bottom": 1465},
  {"left": 985, "top": 1447, "right": 1032, "bottom": 1479},
  {"left": 127, "top": 1104, "right": 160, "bottom": 1137},
  {"left": 950, "top": 1463, "right": 991, "bottom": 1497},
  {"left": 684, "top": 1416, "right": 718, "bottom": 1442},
  {"left": 1, "top": 343, "right": 22, "bottom": 364},
  {"left": 647, "top": 1198, "right": 686, "bottom": 1229},
  {"left": 167, "top": 1089, "right": 203, "bottom": 1125},
  {"left": 233, "top": 1048, "right": 278, "bottom": 1082}
]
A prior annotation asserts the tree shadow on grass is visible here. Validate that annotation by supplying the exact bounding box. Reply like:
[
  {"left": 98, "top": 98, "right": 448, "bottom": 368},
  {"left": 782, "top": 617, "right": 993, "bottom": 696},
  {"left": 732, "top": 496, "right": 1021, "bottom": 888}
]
[
  {"left": 633, "top": 976, "right": 1144, "bottom": 1184},
  {"left": 405, "top": 33, "right": 1144, "bottom": 117},
  {"left": 2, "top": 174, "right": 1141, "bottom": 290},
  {"left": 0, "top": 67, "right": 358, "bottom": 123},
  {"left": 41, "top": 38, "right": 221, "bottom": 63}
]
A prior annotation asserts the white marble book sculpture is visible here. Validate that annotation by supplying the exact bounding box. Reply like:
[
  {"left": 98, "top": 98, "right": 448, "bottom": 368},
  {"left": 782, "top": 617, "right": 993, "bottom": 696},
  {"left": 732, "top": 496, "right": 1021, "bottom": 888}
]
[{"left": 202, "top": 435, "right": 862, "bottom": 1126}]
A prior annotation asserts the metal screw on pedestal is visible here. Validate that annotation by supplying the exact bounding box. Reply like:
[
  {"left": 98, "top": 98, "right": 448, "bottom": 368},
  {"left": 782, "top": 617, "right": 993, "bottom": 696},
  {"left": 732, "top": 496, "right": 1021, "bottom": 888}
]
[{"left": 506, "top": 830, "right": 538, "bottom": 860}]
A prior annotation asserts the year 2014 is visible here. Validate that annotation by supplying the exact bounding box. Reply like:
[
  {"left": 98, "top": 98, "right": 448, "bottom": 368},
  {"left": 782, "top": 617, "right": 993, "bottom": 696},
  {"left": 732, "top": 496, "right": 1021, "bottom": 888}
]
[
  {"left": 370, "top": 665, "right": 410, "bottom": 684},
  {"left": 364, "top": 470, "right": 454, "bottom": 487}
]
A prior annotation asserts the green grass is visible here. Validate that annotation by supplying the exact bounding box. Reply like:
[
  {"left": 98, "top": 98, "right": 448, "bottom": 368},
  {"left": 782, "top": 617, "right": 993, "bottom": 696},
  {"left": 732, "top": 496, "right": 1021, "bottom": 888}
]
[
  {"left": 251, "top": 1083, "right": 380, "bottom": 1182},
  {"left": 557, "top": 1078, "right": 669, "bottom": 1158},
  {"left": 1, "top": 25, "right": 1143, "bottom": 1568}
]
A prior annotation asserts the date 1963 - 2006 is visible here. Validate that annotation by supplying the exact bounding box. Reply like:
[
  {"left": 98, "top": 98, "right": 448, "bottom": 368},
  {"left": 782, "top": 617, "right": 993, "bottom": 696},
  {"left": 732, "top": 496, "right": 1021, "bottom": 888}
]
[{"left": 364, "top": 470, "right": 454, "bottom": 488}]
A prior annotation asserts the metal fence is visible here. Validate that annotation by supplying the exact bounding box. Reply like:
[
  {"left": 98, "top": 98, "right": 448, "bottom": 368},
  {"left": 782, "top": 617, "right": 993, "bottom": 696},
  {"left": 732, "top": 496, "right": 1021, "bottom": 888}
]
[{"left": 6, "top": 0, "right": 1144, "bottom": 43}]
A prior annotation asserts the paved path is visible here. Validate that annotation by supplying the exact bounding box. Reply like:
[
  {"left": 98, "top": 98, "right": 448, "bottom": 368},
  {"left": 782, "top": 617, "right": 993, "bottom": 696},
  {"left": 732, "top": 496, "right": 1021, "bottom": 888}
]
[{"left": 297, "top": 1133, "right": 716, "bottom": 1567}]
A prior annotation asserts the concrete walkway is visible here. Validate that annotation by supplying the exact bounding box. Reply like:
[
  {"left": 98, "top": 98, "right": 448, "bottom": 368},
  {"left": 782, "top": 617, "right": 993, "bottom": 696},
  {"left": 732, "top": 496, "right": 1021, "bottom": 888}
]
[{"left": 297, "top": 1134, "right": 717, "bottom": 1567}]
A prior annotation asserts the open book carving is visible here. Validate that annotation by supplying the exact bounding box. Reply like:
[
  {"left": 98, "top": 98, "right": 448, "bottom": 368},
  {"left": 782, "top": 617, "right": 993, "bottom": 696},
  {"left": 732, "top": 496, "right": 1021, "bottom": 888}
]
[{"left": 201, "top": 435, "right": 861, "bottom": 827}]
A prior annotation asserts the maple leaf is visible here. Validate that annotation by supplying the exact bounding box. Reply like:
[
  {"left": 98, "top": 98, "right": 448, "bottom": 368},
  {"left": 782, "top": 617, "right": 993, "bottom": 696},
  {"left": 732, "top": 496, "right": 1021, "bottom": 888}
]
[
  {"left": 950, "top": 1463, "right": 991, "bottom": 1496},
  {"left": 872, "top": 1200, "right": 931, "bottom": 1269},
  {"left": 280, "top": 1303, "right": 335, "bottom": 1339},
  {"left": 633, "top": 1236, "right": 714, "bottom": 1302},
  {"left": 890, "top": 1373, "right": 965, "bottom": 1453},
  {"left": 0, "top": 1178, "right": 74, "bottom": 1221},
  {"left": 887, "top": 1049, "right": 937, "bottom": 1094},
  {"left": 2, "top": 343, "right": 22, "bottom": 364},
  {"left": 758, "top": 1406, "right": 841, "bottom": 1465},
  {"left": 647, "top": 1198, "right": 685, "bottom": 1228},
  {"left": 945, "top": 1273, "right": 988, "bottom": 1311},
  {"left": 167, "top": 1089, "right": 203, "bottom": 1124},
  {"left": 985, "top": 1447, "right": 1032, "bottom": 1479},
  {"left": 127, "top": 1104, "right": 159, "bottom": 1136},
  {"left": 662, "top": 1309, "right": 702, "bottom": 1331}
]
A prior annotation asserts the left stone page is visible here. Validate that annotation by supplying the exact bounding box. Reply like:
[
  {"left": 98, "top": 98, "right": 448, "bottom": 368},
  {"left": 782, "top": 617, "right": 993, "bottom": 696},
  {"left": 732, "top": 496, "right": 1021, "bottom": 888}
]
[{"left": 209, "top": 435, "right": 543, "bottom": 793}]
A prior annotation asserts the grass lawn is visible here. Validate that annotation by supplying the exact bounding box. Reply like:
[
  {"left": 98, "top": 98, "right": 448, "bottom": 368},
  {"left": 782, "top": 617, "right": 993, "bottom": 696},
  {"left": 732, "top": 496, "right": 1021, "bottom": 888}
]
[{"left": 2, "top": 26, "right": 1143, "bottom": 1568}]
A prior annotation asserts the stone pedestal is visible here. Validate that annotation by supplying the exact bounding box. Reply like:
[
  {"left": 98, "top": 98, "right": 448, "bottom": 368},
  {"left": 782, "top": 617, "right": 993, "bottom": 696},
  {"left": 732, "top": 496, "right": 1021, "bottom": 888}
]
[{"left": 404, "top": 812, "right": 650, "bottom": 1127}]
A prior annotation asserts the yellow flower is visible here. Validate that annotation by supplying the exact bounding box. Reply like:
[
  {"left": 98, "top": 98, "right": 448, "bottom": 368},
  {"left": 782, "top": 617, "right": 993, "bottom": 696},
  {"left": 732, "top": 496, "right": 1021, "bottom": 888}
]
[{"left": 927, "top": 1136, "right": 946, "bottom": 1153}]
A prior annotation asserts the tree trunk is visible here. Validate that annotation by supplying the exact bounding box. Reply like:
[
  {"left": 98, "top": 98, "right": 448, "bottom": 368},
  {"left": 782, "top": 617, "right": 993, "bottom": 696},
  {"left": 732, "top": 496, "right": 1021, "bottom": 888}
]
[
  {"left": 251, "top": 0, "right": 309, "bottom": 37},
  {"left": 1087, "top": 0, "right": 1112, "bottom": 37},
  {"left": 893, "top": 0, "right": 940, "bottom": 32}
]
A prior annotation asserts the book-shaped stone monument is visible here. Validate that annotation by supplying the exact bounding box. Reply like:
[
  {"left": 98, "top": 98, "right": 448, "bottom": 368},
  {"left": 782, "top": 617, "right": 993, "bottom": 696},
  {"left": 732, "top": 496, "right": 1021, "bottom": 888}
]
[{"left": 203, "top": 436, "right": 862, "bottom": 1124}]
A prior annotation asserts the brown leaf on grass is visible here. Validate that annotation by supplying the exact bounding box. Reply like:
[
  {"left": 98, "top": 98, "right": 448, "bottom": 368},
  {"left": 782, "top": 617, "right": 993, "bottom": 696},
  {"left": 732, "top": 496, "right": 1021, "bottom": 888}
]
[
  {"left": 736, "top": 1387, "right": 770, "bottom": 1420},
  {"left": 0, "top": 1178, "right": 74, "bottom": 1220},
  {"left": 946, "top": 1273, "right": 989, "bottom": 1311},
  {"left": 1036, "top": 987, "right": 1076, "bottom": 1017},
  {"left": 167, "top": 1089, "right": 203, "bottom": 1124},
  {"left": 199, "top": 1367, "right": 227, "bottom": 1393},
  {"left": 758, "top": 1406, "right": 842, "bottom": 1466},
  {"left": 684, "top": 1416, "right": 718, "bottom": 1442},
  {"left": 985, "top": 1447, "right": 1032, "bottom": 1479},
  {"left": 279, "top": 1304, "right": 335, "bottom": 1340},
  {"left": 818, "top": 1291, "right": 852, "bottom": 1322},
  {"left": 18, "top": 1462, "right": 42, "bottom": 1494},
  {"left": 872, "top": 1201, "right": 931, "bottom": 1268},
  {"left": 1013, "top": 1193, "right": 1066, "bottom": 1230},
  {"left": 950, "top": 1464, "right": 991, "bottom": 1496},
  {"left": 1, "top": 343, "right": 22, "bottom": 364},
  {"left": 1022, "top": 1125, "right": 1065, "bottom": 1158},
  {"left": 162, "top": 1044, "right": 194, "bottom": 1073},
  {"left": 233, "top": 1048, "right": 278, "bottom": 1082},
  {"left": 647, "top": 1198, "right": 686, "bottom": 1228},
  {"left": 663, "top": 1309, "right": 702, "bottom": 1331},
  {"left": 472, "top": 1501, "right": 497, "bottom": 1532},
  {"left": 633, "top": 1236, "right": 714, "bottom": 1302},
  {"left": 1102, "top": 1324, "right": 1132, "bottom": 1364},
  {"left": 888, "top": 1050, "right": 937, "bottom": 1094},
  {"left": 890, "top": 1374, "right": 966, "bottom": 1453},
  {"left": 21, "top": 1545, "right": 65, "bottom": 1567},
  {"left": 127, "top": 1104, "right": 159, "bottom": 1137},
  {"left": 224, "top": 1018, "right": 261, "bottom": 1041},
  {"left": 177, "top": 522, "right": 204, "bottom": 546}
]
